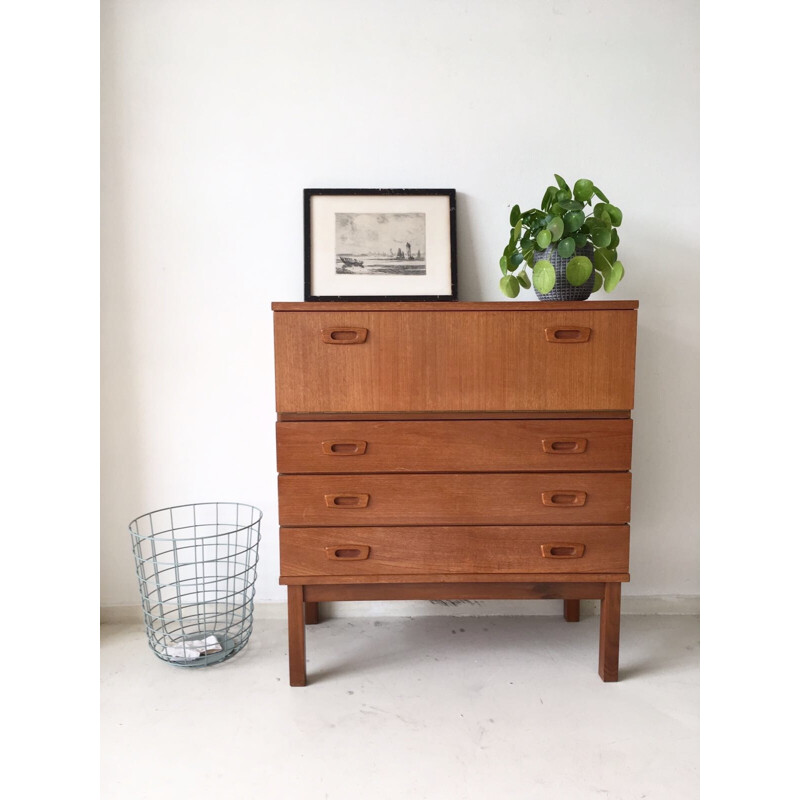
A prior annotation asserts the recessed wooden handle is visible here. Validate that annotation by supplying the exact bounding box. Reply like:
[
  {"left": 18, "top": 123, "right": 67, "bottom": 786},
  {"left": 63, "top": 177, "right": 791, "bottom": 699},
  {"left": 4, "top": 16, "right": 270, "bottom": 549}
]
[
  {"left": 322, "top": 440, "right": 367, "bottom": 456},
  {"left": 544, "top": 326, "right": 591, "bottom": 343},
  {"left": 324, "top": 493, "right": 370, "bottom": 508},
  {"left": 542, "top": 438, "right": 588, "bottom": 454},
  {"left": 321, "top": 327, "right": 368, "bottom": 344},
  {"left": 325, "top": 545, "right": 370, "bottom": 560},
  {"left": 540, "top": 543, "right": 586, "bottom": 559},
  {"left": 541, "top": 491, "right": 587, "bottom": 507}
]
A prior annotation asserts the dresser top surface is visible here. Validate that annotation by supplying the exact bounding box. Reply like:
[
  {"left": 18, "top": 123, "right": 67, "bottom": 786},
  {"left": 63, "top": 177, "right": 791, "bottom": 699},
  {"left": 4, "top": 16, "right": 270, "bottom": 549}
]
[{"left": 272, "top": 301, "right": 639, "bottom": 311}]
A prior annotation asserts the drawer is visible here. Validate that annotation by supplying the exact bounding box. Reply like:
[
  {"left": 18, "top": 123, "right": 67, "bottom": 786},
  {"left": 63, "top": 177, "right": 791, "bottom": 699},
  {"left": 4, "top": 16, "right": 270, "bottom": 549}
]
[
  {"left": 276, "top": 419, "right": 633, "bottom": 473},
  {"left": 273, "top": 309, "right": 637, "bottom": 412},
  {"left": 280, "top": 525, "right": 630, "bottom": 576},
  {"left": 278, "top": 472, "right": 631, "bottom": 526}
]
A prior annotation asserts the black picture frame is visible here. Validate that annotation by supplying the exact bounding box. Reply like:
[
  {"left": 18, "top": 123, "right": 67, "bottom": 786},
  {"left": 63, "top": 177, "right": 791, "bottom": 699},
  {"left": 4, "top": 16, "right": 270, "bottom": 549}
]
[{"left": 303, "top": 188, "right": 457, "bottom": 301}]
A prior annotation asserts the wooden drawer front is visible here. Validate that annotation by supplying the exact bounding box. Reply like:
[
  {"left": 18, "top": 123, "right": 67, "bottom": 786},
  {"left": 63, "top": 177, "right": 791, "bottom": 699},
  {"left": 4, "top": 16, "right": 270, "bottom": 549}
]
[
  {"left": 278, "top": 472, "right": 631, "bottom": 526},
  {"left": 273, "top": 310, "right": 637, "bottom": 413},
  {"left": 280, "top": 525, "right": 630, "bottom": 576},
  {"left": 277, "top": 419, "right": 632, "bottom": 473}
]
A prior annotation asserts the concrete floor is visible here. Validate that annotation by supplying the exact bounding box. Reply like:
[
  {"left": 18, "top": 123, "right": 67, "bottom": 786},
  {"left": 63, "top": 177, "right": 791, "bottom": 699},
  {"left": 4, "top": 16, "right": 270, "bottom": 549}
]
[{"left": 101, "top": 614, "right": 699, "bottom": 799}]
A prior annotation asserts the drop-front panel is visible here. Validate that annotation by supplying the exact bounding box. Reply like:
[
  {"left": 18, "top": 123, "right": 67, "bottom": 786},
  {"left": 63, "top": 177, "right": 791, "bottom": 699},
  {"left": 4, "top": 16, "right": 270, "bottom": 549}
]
[{"left": 274, "top": 307, "right": 637, "bottom": 412}]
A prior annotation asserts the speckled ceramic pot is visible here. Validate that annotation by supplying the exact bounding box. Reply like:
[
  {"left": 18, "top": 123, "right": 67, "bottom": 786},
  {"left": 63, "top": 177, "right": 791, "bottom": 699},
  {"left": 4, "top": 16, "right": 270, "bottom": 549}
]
[{"left": 532, "top": 242, "right": 595, "bottom": 301}]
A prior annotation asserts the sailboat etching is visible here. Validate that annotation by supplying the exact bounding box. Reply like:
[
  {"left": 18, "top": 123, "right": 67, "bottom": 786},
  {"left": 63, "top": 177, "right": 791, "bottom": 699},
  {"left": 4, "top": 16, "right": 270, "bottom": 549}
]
[{"left": 335, "top": 212, "right": 426, "bottom": 275}]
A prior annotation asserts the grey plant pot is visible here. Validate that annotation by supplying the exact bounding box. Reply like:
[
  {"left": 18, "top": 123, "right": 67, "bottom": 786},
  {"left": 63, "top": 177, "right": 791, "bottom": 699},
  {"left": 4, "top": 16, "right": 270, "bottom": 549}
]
[{"left": 532, "top": 243, "right": 595, "bottom": 301}]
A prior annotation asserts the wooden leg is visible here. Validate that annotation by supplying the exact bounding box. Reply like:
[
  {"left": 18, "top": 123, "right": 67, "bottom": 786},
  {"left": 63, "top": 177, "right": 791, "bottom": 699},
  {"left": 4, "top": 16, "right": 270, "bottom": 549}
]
[
  {"left": 563, "top": 599, "right": 580, "bottom": 622},
  {"left": 287, "top": 585, "right": 307, "bottom": 686},
  {"left": 598, "top": 582, "right": 621, "bottom": 682},
  {"left": 305, "top": 601, "right": 320, "bottom": 625}
]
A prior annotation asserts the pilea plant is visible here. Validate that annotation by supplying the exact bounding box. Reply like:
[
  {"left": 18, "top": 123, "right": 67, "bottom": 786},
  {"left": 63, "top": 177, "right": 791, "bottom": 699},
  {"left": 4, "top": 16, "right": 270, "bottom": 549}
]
[{"left": 499, "top": 175, "right": 625, "bottom": 298}]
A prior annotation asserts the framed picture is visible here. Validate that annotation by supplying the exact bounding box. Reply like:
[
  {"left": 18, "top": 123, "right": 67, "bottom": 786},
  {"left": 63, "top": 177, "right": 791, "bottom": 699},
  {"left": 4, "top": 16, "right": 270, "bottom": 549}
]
[{"left": 303, "top": 188, "right": 457, "bottom": 301}]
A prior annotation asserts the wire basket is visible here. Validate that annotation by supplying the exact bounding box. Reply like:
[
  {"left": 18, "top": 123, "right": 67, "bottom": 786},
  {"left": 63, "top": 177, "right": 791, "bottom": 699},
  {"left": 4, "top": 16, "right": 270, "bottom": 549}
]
[{"left": 129, "top": 502, "right": 262, "bottom": 667}]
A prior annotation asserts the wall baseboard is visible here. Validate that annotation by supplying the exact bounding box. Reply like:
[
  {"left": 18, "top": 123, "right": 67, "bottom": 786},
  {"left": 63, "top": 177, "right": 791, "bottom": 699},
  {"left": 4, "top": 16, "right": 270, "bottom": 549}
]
[{"left": 101, "top": 594, "right": 699, "bottom": 625}]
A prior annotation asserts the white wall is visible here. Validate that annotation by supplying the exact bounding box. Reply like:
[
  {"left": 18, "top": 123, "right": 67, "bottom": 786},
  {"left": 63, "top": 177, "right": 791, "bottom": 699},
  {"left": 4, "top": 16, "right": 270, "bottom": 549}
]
[{"left": 101, "top": 0, "right": 699, "bottom": 610}]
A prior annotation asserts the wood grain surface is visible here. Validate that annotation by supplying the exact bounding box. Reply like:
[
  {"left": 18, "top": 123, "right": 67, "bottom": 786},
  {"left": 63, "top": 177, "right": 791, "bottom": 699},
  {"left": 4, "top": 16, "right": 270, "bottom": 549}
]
[
  {"left": 272, "top": 301, "right": 639, "bottom": 311},
  {"left": 273, "top": 309, "right": 637, "bottom": 412},
  {"left": 276, "top": 419, "right": 633, "bottom": 473},
  {"left": 599, "top": 581, "right": 622, "bottom": 681},
  {"left": 302, "top": 582, "right": 609, "bottom": 602},
  {"left": 273, "top": 302, "right": 638, "bottom": 683},
  {"left": 281, "top": 572, "right": 630, "bottom": 585},
  {"left": 564, "top": 598, "right": 581, "bottom": 622},
  {"left": 287, "top": 585, "right": 306, "bottom": 686},
  {"left": 278, "top": 472, "right": 632, "bottom": 526},
  {"left": 277, "top": 411, "right": 632, "bottom": 421},
  {"left": 280, "top": 524, "right": 630, "bottom": 576}
]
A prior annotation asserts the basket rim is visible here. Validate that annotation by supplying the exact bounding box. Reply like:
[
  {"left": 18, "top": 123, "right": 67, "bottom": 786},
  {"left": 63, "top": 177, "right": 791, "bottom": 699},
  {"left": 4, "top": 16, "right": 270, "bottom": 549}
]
[{"left": 129, "top": 502, "right": 263, "bottom": 538}]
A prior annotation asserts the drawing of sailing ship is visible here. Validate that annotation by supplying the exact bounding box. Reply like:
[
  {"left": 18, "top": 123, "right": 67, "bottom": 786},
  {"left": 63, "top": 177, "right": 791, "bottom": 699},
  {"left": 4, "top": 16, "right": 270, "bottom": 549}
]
[{"left": 335, "top": 212, "right": 427, "bottom": 275}]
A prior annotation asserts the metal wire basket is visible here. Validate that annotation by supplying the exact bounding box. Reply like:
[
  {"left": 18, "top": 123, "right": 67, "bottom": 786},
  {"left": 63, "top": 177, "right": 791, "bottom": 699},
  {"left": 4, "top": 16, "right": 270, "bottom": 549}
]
[{"left": 129, "top": 502, "right": 262, "bottom": 667}]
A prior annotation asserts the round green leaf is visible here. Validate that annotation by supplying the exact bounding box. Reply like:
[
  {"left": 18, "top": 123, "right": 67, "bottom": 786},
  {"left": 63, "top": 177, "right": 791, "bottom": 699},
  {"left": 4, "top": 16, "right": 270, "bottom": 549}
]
[
  {"left": 603, "top": 261, "right": 624, "bottom": 293},
  {"left": 532, "top": 260, "right": 556, "bottom": 294},
  {"left": 499, "top": 255, "right": 508, "bottom": 275},
  {"left": 554, "top": 174, "right": 568, "bottom": 191},
  {"left": 557, "top": 237, "right": 576, "bottom": 259},
  {"left": 592, "top": 227, "right": 612, "bottom": 248},
  {"left": 574, "top": 232, "right": 588, "bottom": 248},
  {"left": 513, "top": 219, "right": 522, "bottom": 240},
  {"left": 607, "top": 205, "right": 622, "bottom": 226},
  {"left": 509, "top": 250, "right": 524, "bottom": 269},
  {"left": 566, "top": 255, "right": 593, "bottom": 287},
  {"left": 610, "top": 229, "right": 620, "bottom": 249},
  {"left": 594, "top": 247, "right": 615, "bottom": 274},
  {"left": 517, "top": 269, "right": 532, "bottom": 290},
  {"left": 558, "top": 200, "right": 583, "bottom": 211},
  {"left": 510, "top": 204, "right": 521, "bottom": 226},
  {"left": 592, "top": 271, "right": 603, "bottom": 293},
  {"left": 563, "top": 210, "right": 585, "bottom": 233},
  {"left": 500, "top": 274, "right": 520, "bottom": 298},
  {"left": 547, "top": 216, "right": 564, "bottom": 240},
  {"left": 556, "top": 189, "right": 571, "bottom": 203},
  {"left": 536, "top": 229, "right": 552, "bottom": 248},
  {"left": 574, "top": 178, "right": 594, "bottom": 202}
]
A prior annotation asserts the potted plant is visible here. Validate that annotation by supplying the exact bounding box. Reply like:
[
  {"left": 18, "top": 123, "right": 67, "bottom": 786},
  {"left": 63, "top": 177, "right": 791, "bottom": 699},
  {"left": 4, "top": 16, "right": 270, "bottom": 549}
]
[{"left": 499, "top": 175, "right": 626, "bottom": 300}]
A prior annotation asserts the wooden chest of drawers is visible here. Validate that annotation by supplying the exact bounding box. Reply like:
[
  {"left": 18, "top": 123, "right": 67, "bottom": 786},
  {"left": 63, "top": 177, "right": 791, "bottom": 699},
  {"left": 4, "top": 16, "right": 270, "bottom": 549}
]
[{"left": 273, "top": 301, "right": 638, "bottom": 685}]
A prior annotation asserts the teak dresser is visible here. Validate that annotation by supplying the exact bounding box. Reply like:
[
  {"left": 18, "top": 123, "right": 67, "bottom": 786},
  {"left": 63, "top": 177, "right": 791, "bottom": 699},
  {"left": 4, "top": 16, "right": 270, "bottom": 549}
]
[{"left": 273, "top": 300, "right": 638, "bottom": 685}]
